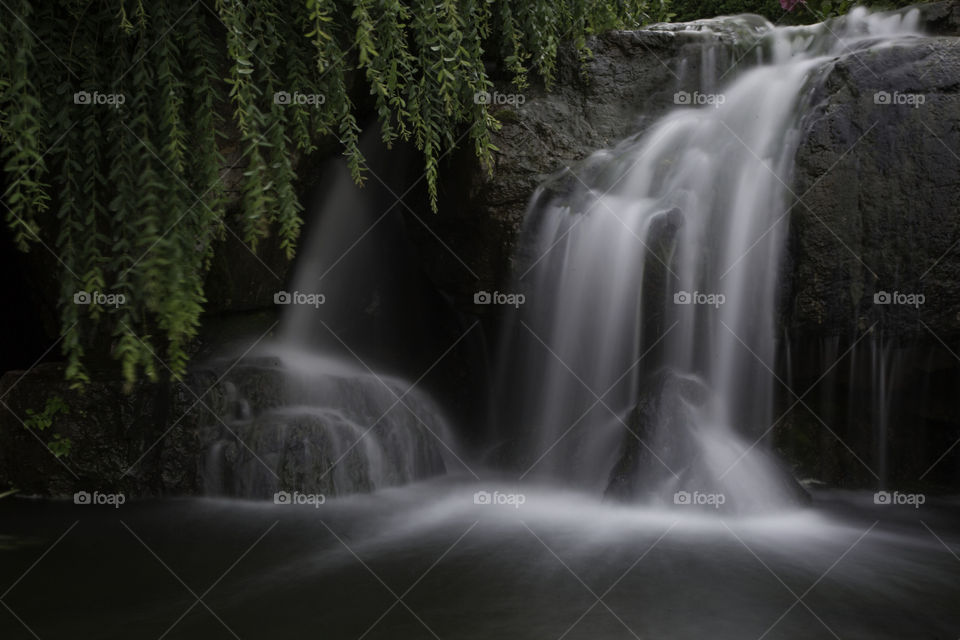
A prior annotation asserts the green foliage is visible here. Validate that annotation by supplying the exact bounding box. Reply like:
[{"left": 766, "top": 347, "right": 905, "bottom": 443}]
[
  {"left": 23, "top": 395, "right": 68, "bottom": 431},
  {"left": 23, "top": 395, "right": 73, "bottom": 459},
  {"left": 0, "top": 0, "right": 49, "bottom": 251},
  {"left": 0, "top": 0, "right": 668, "bottom": 387}
]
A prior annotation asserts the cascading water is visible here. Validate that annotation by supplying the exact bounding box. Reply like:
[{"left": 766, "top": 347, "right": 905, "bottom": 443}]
[
  {"left": 203, "top": 142, "right": 458, "bottom": 498},
  {"left": 493, "top": 9, "right": 924, "bottom": 511}
]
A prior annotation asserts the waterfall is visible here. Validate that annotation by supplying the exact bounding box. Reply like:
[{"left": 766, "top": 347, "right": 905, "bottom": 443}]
[
  {"left": 202, "top": 139, "right": 458, "bottom": 499},
  {"left": 200, "top": 348, "right": 454, "bottom": 498},
  {"left": 493, "top": 9, "right": 923, "bottom": 511}
]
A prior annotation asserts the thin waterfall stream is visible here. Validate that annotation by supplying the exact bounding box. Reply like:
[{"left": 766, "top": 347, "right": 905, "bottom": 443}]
[{"left": 200, "top": 143, "right": 461, "bottom": 499}]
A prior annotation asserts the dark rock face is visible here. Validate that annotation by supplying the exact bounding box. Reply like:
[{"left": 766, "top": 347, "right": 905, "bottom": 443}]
[
  {"left": 426, "top": 28, "right": 744, "bottom": 310},
  {"left": 0, "top": 363, "right": 208, "bottom": 497},
  {"left": 922, "top": 0, "right": 960, "bottom": 33},
  {"left": 778, "top": 23, "right": 960, "bottom": 489},
  {"left": 787, "top": 35, "right": 960, "bottom": 342},
  {"left": 203, "top": 226, "right": 292, "bottom": 314}
]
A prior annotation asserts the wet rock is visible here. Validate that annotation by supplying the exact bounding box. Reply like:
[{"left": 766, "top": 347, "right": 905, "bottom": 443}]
[
  {"left": 200, "top": 361, "right": 452, "bottom": 498},
  {"left": 778, "top": 5, "right": 960, "bottom": 488},
  {"left": 605, "top": 369, "right": 711, "bottom": 501},
  {"left": 427, "top": 28, "right": 741, "bottom": 312},
  {"left": 786, "top": 31, "right": 960, "bottom": 342},
  {"left": 0, "top": 356, "right": 453, "bottom": 499},
  {"left": 606, "top": 369, "right": 811, "bottom": 508},
  {"left": 0, "top": 363, "right": 205, "bottom": 497}
]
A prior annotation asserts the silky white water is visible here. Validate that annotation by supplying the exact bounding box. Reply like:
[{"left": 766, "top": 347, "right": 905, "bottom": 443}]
[
  {"left": 7, "top": 481, "right": 957, "bottom": 639},
  {"left": 204, "top": 8, "right": 927, "bottom": 508},
  {"left": 202, "top": 147, "right": 459, "bottom": 498},
  {"left": 493, "top": 8, "right": 924, "bottom": 511}
]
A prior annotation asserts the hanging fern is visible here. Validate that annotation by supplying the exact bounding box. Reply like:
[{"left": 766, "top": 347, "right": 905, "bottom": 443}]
[
  {"left": 1, "top": 0, "right": 49, "bottom": 251},
  {"left": 0, "top": 0, "right": 668, "bottom": 388}
]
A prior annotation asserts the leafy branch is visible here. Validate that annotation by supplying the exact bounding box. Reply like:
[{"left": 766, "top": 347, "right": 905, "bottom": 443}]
[{"left": 0, "top": 0, "right": 666, "bottom": 387}]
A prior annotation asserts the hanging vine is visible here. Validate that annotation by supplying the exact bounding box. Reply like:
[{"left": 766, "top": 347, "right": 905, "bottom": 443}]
[{"left": 0, "top": 0, "right": 671, "bottom": 388}]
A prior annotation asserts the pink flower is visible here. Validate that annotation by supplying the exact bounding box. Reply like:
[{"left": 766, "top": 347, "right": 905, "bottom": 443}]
[{"left": 780, "top": 0, "right": 805, "bottom": 10}]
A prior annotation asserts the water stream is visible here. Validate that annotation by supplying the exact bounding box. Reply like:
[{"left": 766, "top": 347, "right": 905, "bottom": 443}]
[
  {"left": 2, "top": 485, "right": 958, "bottom": 639},
  {"left": 201, "top": 145, "right": 461, "bottom": 499},
  {"left": 492, "top": 8, "right": 924, "bottom": 512}
]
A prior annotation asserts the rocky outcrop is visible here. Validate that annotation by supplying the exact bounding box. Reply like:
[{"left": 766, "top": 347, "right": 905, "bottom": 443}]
[
  {"left": 777, "top": 24, "right": 960, "bottom": 488},
  {"left": 605, "top": 369, "right": 810, "bottom": 510},
  {"left": 922, "top": 0, "right": 960, "bottom": 33},
  {"left": 0, "top": 363, "right": 206, "bottom": 497},
  {"left": 606, "top": 369, "right": 712, "bottom": 501},
  {"left": 787, "top": 30, "right": 960, "bottom": 341},
  {"left": 201, "top": 356, "right": 452, "bottom": 499},
  {"left": 425, "top": 26, "right": 747, "bottom": 308},
  {"left": 0, "top": 355, "right": 452, "bottom": 498}
]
